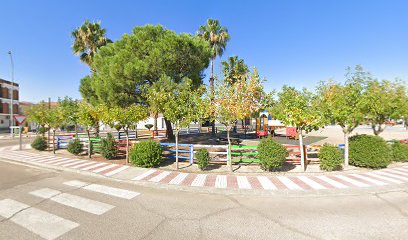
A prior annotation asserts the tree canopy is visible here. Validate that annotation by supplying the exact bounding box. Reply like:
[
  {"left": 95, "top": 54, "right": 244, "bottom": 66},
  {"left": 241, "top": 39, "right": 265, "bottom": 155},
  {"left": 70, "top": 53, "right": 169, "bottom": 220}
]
[{"left": 85, "top": 24, "right": 211, "bottom": 108}]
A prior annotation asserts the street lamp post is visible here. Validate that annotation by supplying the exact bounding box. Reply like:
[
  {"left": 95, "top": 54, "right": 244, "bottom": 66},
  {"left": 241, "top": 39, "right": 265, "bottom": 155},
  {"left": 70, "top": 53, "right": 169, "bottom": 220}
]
[{"left": 8, "top": 51, "right": 14, "bottom": 137}]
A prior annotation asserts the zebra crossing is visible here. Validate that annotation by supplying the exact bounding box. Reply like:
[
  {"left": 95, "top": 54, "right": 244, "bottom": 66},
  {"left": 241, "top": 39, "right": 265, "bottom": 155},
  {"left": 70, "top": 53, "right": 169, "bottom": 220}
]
[
  {"left": 1, "top": 148, "right": 408, "bottom": 192},
  {"left": 131, "top": 166, "right": 408, "bottom": 191},
  {"left": 0, "top": 180, "right": 140, "bottom": 240}
]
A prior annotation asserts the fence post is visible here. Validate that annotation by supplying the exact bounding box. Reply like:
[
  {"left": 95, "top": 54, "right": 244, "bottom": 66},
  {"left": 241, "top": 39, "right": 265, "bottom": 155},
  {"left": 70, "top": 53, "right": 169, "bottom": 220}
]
[
  {"left": 190, "top": 144, "right": 194, "bottom": 164},
  {"left": 303, "top": 145, "right": 307, "bottom": 168}
]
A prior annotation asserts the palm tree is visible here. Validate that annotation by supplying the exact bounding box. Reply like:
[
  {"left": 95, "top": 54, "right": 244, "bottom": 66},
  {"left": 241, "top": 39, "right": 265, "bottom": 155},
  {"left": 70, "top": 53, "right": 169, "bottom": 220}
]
[
  {"left": 221, "top": 56, "right": 249, "bottom": 84},
  {"left": 198, "top": 18, "right": 230, "bottom": 134},
  {"left": 71, "top": 20, "right": 111, "bottom": 71}
]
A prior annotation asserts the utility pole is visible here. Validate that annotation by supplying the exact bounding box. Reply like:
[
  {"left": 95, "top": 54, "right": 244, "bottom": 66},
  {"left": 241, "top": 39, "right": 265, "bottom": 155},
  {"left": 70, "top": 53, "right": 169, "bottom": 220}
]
[{"left": 8, "top": 51, "right": 14, "bottom": 138}]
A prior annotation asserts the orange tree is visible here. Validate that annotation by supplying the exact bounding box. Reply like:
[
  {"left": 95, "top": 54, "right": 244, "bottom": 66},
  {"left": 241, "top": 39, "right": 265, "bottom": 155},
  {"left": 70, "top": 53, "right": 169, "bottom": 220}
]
[{"left": 212, "top": 68, "right": 264, "bottom": 171}]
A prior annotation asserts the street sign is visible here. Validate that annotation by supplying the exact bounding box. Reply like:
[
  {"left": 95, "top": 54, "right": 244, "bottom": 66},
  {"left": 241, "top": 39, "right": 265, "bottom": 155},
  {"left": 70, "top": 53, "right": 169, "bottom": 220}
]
[{"left": 14, "top": 115, "right": 26, "bottom": 125}]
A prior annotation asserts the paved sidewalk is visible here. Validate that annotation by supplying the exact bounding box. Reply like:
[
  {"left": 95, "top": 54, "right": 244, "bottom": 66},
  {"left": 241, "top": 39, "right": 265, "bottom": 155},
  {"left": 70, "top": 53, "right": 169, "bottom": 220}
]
[{"left": 1, "top": 146, "right": 408, "bottom": 193}]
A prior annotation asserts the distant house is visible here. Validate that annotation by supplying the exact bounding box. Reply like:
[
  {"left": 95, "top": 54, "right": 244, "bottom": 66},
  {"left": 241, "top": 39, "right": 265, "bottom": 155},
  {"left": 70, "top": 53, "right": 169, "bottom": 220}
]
[{"left": 0, "top": 78, "right": 19, "bottom": 130}]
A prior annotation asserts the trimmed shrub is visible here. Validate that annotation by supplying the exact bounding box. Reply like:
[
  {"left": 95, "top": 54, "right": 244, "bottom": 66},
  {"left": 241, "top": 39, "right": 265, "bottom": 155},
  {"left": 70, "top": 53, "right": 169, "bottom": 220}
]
[
  {"left": 349, "top": 134, "right": 391, "bottom": 169},
  {"left": 196, "top": 148, "right": 210, "bottom": 170},
  {"left": 130, "top": 140, "right": 163, "bottom": 168},
  {"left": 145, "top": 124, "right": 153, "bottom": 130},
  {"left": 67, "top": 138, "right": 83, "bottom": 155},
  {"left": 319, "top": 144, "right": 343, "bottom": 171},
  {"left": 100, "top": 133, "right": 118, "bottom": 159},
  {"left": 258, "top": 138, "right": 287, "bottom": 171},
  {"left": 391, "top": 141, "right": 408, "bottom": 162},
  {"left": 31, "top": 136, "right": 47, "bottom": 151}
]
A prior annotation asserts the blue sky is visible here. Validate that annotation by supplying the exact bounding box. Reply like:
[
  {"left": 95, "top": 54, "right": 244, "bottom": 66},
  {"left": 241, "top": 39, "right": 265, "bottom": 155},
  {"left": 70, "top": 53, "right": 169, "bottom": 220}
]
[{"left": 0, "top": 0, "right": 407, "bottom": 102}]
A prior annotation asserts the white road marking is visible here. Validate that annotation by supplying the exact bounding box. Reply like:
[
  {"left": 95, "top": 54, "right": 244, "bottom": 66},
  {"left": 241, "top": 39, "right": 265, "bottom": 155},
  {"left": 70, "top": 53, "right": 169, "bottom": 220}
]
[
  {"left": 375, "top": 171, "right": 408, "bottom": 181},
  {"left": 316, "top": 176, "right": 348, "bottom": 189},
  {"left": 132, "top": 169, "right": 157, "bottom": 181},
  {"left": 10, "top": 145, "right": 19, "bottom": 151},
  {"left": 31, "top": 156, "right": 58, "bottom": 162},
  {"left": 333, "top": 175, "right": 370, "bottom": 187},
  {"left": 149, "top": 171, "right": 171, "bottom": 182},
  {"left": 60, "top": 160, "right": 87, "bottom": 167},
  {"left": 52, "top": 159, "right": 79, "bottom": 166},
  {"left": 237, "top": 176, "right": 251, "bottom": 189},
  {"left": 80, "top": 163, "right": 108, "bottom": 171},
  {"left": 0, "top": 198, "right": 28, "bottom": 218},
  {"left": 169, "top": 173, "right": 188, "bottom": 185},
  {"left": 30, "top": 188, "right": 115, "bottom": 215},
  {"left": 92, "top": 164, "right": 118, "bottom": 173},
  {"left": 277, "top": 176, "right": 303, "bottom": 190},
  {"left": 364, "top": 172, "right": 404, "bottom": 184},
  {"left": 0, "top": 199, "right": 79, "bottom": 240},
  {"left": 63, "top": 180, "right": 140, "bottom": 199},
  {"left": 297, "top": 176, "right": 326, "bottom": 190},
  {"left": 63, "top": 180, "right": 88, "bottom": 188},
  {"left": 191, "top": 174, "right": 207, "bottom": 187},
  {"left": 257, "top": 176, "right": 277, "bottom": 190},
  {"left": 349, "top": 174, "right": 388, "bottom": 186},
  {"left": 386, "top": 169, "right": 408, "bottom": 176},
  {"left": 104, "top": 166, "right": 129, "bottom": 177},
  {"left": 215, "top": 175, "right": 227, "bottom": 188},
  {"left": 70, "top": 161, "right": 96, "bottom": 169},
  {"left": 83, "top": 184, "right": 140, "bottom": 199}
]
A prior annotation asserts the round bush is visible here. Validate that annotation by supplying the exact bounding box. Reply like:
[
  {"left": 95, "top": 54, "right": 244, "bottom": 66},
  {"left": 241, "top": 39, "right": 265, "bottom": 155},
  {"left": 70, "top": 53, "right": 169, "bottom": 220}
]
[
  {"left": 130, "top": 140, "right": 163, "bottom": 168},
  {"left": 391, "top": 141, "right": 408, "bottom": 162},
  {"left": 319, "top": 144, "right": 343, "bottom": 171},
  {"left": 100, "top": 133, "right": 118, "bottom": 159},
  {"left": 31, "top": 136, "right": 48, "bottom": 151},
  {"left": 349, "top": 134, "right": 391, "bottom": 169},
  {"left": 258, "top": 138, "right": 287, "bottom": 171},
  {"left": 196, "top": 148, "right": 210, "bottom": 170},
  {"left": 67, "top": 138, "right": 83, "bottom": 155}
]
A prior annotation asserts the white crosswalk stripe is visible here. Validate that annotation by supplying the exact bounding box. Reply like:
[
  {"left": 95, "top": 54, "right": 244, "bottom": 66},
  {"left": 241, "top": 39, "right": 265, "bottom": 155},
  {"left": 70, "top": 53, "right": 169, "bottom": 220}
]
[
  {"left": 149, "top": 171, "right": 171, "bottom": 182},
  {"left": 257, "top": 176, "right": 277, "bottom": 190},
  {"left": 80, "top": 163, "right": 108, "bottom": 171},
  {"left": 333, "top": 175, "right": 369, "bottom": 187},
  {"left": 364, "top": 172, "right": 404, "bottom": 184},
  {"left": 386, "top": 169, "right": 408, "bottom": 176},
  {"left": 297, "top": 176, "right": 326, "bottom": 190},
  {"left": 53, "top": 159, "right": 79, "bottom": 166},
  {"left": 237, "top": 176, "right": 251, "bottom": 189},
  {"left": 63, "top": 180, "right": 140, "bottom": 199},
  {"left": 315, "top": 176, "right": 348, "bottom": 188},
  {"left": 169, "top": 173, "right": 188, "bottom": 185},
  {"left": 70, "top": 161, "right": 96, "bottom": 169},
  {"left": 60, "top": 160, "right": 87, "bottom": 167},
  {"left": 0, "top": 198, "right": 79, "bottom": 240},
  {"left": 215, "top": 175, "right": 227, "bottom": 188},
  {"left": 104, "top": 166, "right": 129, "bottom": 176},
  {"left": 92, "top": 164, "right": 118, "bottom": 173},
  {"left": 191, "top": 174, "right": 207, "bottom": 187},
  {"left": 375, "top": 171, "right": 408, "bottom": 181},
  {"left": 277, "top": 176, "right": 303, "bottom": 190},
  {"left": 30, "top": 188, "right": 115, "bottom": 215},
  {"left": 132, "top": 169, "right": 157, "bottom": 180},
  {"left": 349, "top": 174, "right": 388, "bottom": 186}
]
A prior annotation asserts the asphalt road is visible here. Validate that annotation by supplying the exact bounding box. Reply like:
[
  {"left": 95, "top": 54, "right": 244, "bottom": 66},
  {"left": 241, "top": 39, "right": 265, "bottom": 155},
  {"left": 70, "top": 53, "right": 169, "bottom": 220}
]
[{"left": 0, "top": 159, "right": 407, "bottom": 240}]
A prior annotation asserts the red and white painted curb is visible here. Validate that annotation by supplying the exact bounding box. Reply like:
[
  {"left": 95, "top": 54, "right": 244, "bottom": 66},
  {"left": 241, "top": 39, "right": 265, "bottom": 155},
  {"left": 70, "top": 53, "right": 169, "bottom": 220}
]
[{"left": 1, "top": 149, "right": 408, "bottom": 192}]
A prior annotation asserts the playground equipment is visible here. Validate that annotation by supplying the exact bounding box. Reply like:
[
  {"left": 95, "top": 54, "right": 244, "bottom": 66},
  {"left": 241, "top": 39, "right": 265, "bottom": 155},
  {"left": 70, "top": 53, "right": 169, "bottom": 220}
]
[{"left": 256, "top": 111, "right": 269, "bottom": 137}]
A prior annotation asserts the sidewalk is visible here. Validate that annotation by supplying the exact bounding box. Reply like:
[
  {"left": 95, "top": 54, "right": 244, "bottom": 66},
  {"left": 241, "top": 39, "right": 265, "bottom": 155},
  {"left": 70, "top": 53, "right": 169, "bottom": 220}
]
[{"left": 1, "top": 145, "right": 408, "bottom": 193}]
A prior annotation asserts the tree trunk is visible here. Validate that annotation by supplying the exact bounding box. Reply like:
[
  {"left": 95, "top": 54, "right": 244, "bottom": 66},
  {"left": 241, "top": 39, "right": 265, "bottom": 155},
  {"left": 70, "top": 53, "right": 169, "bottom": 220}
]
[
  {"left": 74, "top": 124, "right": 78, "bottom": 135},
  {"left": 299, "top": 129, "right": 305, "bottom": 172},
  {"left": 227, "top": 127, "right": 232, "bottom": 172},
  {"left": 372, "top": 124, "right": 384, "bottom": 136},
  {"left": 164, "top": 118, "right": 174, "bottom": 139},
  {"left": 210, "top": 57, "right": 216, "bottom": 136},
  {"left": 87, "top": 129, "right": 91, "bottom": 159},
  {"left": 344, "top": 131, "right": 349, "bottom": 167},
  {"left": 175, "top": 128, "right": 179, "bottom": 170},
  {"left": 125, "top": 129, "right": 129, "bottom": 164},
  {"left": 153, "top": 112, "right": 158, "bottom": 136},
  {"left": 52, "top": 129, "right": 56, "bottom": 154}
]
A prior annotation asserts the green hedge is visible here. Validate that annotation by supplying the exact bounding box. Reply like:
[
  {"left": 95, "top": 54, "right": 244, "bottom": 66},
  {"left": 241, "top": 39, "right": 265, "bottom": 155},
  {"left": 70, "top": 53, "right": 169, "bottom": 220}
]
[
  {"left": 349, "top": 134, "right": 391, "bottom": 169},
  {"left": 130, "top": 140, "right": 163, "bottom": 168},
  {"left": 67, "top": 138, "right": 83, "bottom": 155},
  {"left": 100, "top": 133, "right": 118, "bottom": 159},
  {"left": 31, "top": 136, "right": 48, "bottom": 151},
  {"left": 196, "top": 148, "right": 210, "bottom": 170},
  {"left": 319, "top": 144, "right": 343, "bottom": 171},
  {"left": 258, "top": 138, "right": 287, "bottom": 171},
  {"left": 391, "top": 141, "right": 408, "bottom": 162}
]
